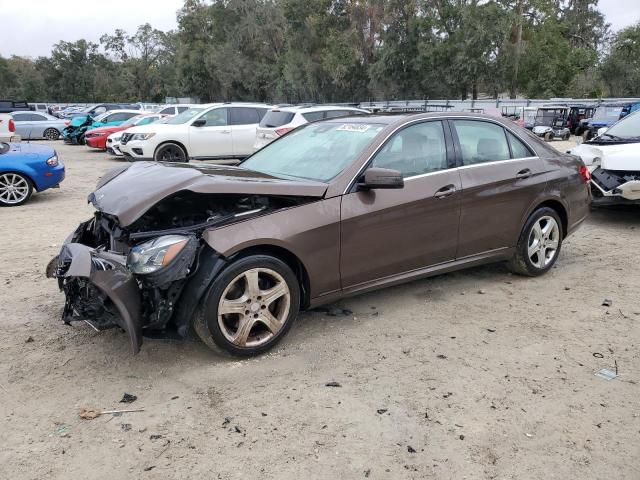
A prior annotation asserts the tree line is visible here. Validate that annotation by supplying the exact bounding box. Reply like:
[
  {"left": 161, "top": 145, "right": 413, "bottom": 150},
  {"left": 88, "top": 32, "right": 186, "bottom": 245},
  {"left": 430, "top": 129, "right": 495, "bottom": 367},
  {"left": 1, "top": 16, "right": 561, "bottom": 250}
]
[{"left": 0, "top": 0, "right": 638, "bottom": 104}]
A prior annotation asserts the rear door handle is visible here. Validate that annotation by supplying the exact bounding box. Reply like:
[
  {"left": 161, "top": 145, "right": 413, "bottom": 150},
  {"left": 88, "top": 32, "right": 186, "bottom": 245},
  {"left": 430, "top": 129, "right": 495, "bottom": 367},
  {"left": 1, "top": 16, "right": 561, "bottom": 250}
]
[
  {"left": 434, "top": 185, "right": 456, "bottom": 198},
  {"left": 516, "top": 169, "right": 532, "bottom": 179},
  {"left": 221, "top": 130, "right": 231, "bottom": 134}
]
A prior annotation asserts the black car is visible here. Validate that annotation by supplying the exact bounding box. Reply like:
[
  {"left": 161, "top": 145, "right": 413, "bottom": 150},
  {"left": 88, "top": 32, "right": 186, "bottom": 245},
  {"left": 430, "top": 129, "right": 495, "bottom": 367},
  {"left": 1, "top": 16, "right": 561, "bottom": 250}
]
[{"left": 0, "top": 100, "right": 31, "bottom": 114}]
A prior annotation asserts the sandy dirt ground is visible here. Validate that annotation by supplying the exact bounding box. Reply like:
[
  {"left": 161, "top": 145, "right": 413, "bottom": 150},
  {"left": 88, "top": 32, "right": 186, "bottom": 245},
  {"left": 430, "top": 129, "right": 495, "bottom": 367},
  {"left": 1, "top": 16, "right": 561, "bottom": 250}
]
[{"left": 1, "top": 139, "right": 639, "bottom": 480}]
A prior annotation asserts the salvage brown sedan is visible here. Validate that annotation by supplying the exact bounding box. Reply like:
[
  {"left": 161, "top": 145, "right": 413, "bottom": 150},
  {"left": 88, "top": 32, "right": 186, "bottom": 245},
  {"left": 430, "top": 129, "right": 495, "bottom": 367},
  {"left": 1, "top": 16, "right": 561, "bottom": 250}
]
[{"left": 47, "top": 113, "right": 591, "bottom": 356}]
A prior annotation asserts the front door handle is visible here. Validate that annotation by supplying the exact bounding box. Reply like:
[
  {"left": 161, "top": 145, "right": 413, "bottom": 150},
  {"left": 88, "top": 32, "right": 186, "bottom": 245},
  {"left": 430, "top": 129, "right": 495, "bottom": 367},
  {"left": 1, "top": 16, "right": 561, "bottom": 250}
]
[
  {"left": 434, "top": 185, "right": 456, "bottom": 198},
  {"left": 221, "top": 130, "right": 231, "bottom": 134},
  {"left": 516, "top": 169, "right": 532, "bottom": 179}
]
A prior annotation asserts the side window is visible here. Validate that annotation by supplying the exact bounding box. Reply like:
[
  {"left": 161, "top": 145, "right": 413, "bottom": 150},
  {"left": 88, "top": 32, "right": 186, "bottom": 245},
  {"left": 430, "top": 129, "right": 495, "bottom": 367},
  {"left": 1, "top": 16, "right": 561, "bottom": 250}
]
[
  {"left": 256, "top": 108, "right": 269, "bottom": 120},
  {"left": 302, "top": 111, "right": 324, "bottom": 122},
  {"left": 201, "top": 108, "right": 228, "bottom": 127},
  {"left": 159, "top": 107, "right": 174, "bottom": 115},
  {"left": 177, "top": 107, "right": 189, "bottom": 113},
  {"left": 229, "top": 107, "right": 260, "bottom": 125},
  {"left": 105, "top": 113, "right": 126, "bottom": 122},
  {"left": 452, "top": 120, "right": 510, "bottom": 165},
  {"left": 372, "top": 121, "right": 448, "bottom": 178},
  {"left": 325, "top": 110, "right": 352, "bottom": 119},
  {"left": 12, "top": 113, "right": 30, "bottom": 121},
  {"left": 506, "top": 131, "right": 533, "bottom": 159},
  {"left": 121, "top": 112, "right": 139, "bottom": 121},
  {"left": 31, "top": 114, "right": 47, "bottom": 121}
]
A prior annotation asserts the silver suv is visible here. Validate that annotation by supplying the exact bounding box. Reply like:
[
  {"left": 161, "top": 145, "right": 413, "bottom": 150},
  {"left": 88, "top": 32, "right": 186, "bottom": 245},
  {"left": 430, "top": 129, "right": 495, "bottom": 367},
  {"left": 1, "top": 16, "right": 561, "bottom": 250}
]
[{"left": 254, "top": 105, "right": 369, "bottom": 150}]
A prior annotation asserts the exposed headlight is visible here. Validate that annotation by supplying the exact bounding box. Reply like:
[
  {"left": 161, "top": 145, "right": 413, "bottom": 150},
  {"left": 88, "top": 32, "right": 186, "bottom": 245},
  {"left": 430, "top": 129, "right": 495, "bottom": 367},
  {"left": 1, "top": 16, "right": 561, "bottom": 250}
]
[
  {"left": 131, "top": 133, "right": 156, "bottom": 141},
  {"left": 46, "top": 155, "right": 58, "bottom": 166},
  {"left": 127, "top": 235, "right": 189, "bottom": 274}
]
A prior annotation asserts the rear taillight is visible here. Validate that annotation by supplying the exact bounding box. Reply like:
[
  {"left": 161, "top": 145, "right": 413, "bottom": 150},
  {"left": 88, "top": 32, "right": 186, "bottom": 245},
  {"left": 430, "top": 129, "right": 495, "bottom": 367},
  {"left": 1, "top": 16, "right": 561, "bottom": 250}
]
[
  {"left": 579, "top": 165, "right": 591, "bottom": 183},
  {"left": 275, "top": 127, "right": 294, "bottom": 137},
  {"left": 8, "top": 119, "right": 15, "bottom": 132}
]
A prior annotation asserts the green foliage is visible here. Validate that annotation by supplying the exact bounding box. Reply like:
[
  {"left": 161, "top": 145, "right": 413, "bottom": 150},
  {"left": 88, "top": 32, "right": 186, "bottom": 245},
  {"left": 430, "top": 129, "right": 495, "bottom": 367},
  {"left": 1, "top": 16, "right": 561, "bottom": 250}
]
[{"left": 0, "top": 0, "right": 634, "bottom": 103}]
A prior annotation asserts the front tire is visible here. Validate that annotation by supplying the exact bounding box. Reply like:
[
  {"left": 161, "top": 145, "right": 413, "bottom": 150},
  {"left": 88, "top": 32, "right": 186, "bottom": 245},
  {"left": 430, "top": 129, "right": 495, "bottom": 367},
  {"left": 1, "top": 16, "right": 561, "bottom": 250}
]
[
  {"left": 544, "top": 131, "right": 553, "bottom": 142},
  {"left": 194, "top": 255, "right": 301, "bottom": 356},
  {"left": 154, "top": 143, "right": 188, "bottom": 162},
  {"left": 509, "top": 207, "right": 563, "bottom": 276},
  {"left": 0, "top": 172, "right": 33, "bottom": 206}
]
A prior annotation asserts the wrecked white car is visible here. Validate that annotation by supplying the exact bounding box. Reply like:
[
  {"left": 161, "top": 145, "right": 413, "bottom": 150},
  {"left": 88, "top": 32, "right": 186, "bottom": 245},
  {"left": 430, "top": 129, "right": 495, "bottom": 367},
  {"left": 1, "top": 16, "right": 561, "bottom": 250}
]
[{"left": 570, "top": 110, "right": 640, "bottom": 206}]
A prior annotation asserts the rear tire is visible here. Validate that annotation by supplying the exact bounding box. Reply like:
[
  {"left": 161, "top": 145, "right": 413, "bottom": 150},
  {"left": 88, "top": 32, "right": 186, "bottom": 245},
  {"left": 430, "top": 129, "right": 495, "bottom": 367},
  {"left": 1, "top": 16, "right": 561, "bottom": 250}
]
[
  {"left": 43, "top": 128, "right": 60, "bottom": 140},
  {"left": 544, "top": 132, "right": 553, "bottom": 142},
  {"left": 154, "top": 143, "right": 188, "bottom": 162},
  {"left": 193, "top": 255, "right": 300, "bottom": 356},
  {"left": 508, "top": 207, "right": 563, "bottom": 277},
  {"left": 562, "top": 132, "right": 570, "bottom": 141}
]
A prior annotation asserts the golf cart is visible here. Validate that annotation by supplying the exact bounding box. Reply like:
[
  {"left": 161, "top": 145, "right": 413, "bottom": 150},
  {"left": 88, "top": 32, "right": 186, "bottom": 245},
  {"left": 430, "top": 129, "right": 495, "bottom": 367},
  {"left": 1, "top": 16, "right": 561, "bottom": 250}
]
[
  {"left": 567, "top": 105, "right": 596, "bottom": 135},
  {"left": 532, "top": 106, "right": 571, "bottom": 141}
]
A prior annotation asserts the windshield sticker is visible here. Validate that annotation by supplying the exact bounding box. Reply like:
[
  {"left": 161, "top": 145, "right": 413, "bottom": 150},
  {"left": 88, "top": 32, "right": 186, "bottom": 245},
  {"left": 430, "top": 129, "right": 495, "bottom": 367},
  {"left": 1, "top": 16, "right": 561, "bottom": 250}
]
[{"left": 337, "top": 124, "right": 371, "bottom": 133}]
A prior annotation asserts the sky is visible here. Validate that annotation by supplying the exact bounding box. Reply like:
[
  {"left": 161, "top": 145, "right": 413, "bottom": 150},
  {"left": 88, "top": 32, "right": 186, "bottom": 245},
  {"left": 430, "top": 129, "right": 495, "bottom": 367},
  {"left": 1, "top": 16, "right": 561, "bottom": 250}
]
[{"left": 0, "top": 0, "right": 639, "bottom": 58}]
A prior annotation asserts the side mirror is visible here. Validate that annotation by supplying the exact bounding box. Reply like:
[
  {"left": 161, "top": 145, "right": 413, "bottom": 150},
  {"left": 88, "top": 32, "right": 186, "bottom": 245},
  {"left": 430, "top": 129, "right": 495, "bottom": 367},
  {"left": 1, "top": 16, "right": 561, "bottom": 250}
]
[
  {"left": 357, "top": 167, "right": 404, "bottom": 190},
  {"left": 192, "top": 118, "right": 206, "bottom": 127}
]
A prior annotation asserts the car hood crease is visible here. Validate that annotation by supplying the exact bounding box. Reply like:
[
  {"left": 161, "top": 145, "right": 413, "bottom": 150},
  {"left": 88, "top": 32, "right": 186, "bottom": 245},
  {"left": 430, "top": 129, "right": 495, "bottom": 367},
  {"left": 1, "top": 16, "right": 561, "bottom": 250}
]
[{"left": 90, "top": 161, "right": 328, "bottom": 227}]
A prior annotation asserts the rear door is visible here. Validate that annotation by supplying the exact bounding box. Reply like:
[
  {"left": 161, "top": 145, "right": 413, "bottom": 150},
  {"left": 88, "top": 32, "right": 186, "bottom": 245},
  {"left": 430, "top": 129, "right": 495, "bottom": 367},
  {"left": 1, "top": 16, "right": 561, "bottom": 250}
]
[
  {"left": 230, "top": 107, "right": 262, "bottom": 157},
  {"left": 451, "top": 119, "right": 547, "bottom": 258},
  {"left": 188, "top": 107, "right": 233, "bottom": 158},
  {"left": 11, "top": 113, "right": 33, "bottom": 137},
  {"left": 340, "top": 120, "right": 462, "bottom": 288}
]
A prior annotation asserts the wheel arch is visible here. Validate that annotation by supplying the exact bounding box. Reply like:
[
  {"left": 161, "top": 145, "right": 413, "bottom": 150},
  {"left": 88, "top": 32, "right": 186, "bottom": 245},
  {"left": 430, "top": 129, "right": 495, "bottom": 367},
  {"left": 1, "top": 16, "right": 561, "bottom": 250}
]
[
  {"left": 529, "top": 199, "right": 569, "bottom": 238},
  {"left": 154, "top": 140, "right": 189, "bottom": 160},
  {"left": 0, "top": 168, "right": 37, "bottom": 190},
  {"left": 229, "top": 244, "right": 312, "bottom": 310}
]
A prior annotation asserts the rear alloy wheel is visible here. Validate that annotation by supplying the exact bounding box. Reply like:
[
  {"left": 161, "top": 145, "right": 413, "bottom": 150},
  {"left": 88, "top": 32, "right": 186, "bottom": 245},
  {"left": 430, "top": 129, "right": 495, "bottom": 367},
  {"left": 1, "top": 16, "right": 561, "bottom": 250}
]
[
  {"left": 194, "top": 255, "right": 300, "bottom": 356},
  {"left": 0, "top": 172, "right": 33, "bottom": 206},
  {"left": 544, "top": 131, "right": 554, "bottom": 142},
  {"left": 43, "top": 128, "right": 60, "bottom": 140},
  {"left": 154, "top": 143, "right": 188, "bottom": 162},
  {"left": 509, "top": 207, "right": 562, "bottom": 276}
]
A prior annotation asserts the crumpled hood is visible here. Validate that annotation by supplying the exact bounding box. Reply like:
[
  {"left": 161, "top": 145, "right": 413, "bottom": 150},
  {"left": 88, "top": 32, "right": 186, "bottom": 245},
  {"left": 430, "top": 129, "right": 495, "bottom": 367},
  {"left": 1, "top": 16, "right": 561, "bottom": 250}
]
[
  {"left": 69, "top": 115, "right": 93, "bottom": 127},
  {"left": 89, "top": 161, "right": 328, "bottom": 227},
  {"left": 570, "top": 142, "right": 640, "bottom": 170}
]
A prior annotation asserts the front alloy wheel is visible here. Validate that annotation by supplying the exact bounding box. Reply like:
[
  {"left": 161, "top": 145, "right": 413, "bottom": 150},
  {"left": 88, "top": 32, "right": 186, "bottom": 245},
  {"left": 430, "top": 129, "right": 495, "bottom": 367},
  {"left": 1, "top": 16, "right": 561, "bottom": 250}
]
[
  {"left": 155, "top": 143, "right": 187, "bottom": 162},
  {"left": 0, "top": 172, "right": 33, "bottom": 206},
  {"left": 194, "top": 255, "right": 300, "bottom": 356}
]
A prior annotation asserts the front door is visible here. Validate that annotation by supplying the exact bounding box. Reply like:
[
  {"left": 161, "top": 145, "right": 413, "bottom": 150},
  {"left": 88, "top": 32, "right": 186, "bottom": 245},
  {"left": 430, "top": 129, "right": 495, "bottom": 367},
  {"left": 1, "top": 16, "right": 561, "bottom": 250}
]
[
  {"left": 450, "top": 119, "right": 547, "bottom": 258},
  {"left": 189, "top": 107, "right": 233, "bottom": 159},
  {"left": 340, "top": 120, "right": 462, "bottom": 289}
]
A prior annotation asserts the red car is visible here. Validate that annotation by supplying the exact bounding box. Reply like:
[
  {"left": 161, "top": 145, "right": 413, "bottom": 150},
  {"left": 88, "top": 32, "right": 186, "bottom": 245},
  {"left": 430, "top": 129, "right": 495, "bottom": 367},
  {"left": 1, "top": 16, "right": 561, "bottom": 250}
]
[{"left": 85, "top": 113, "right": 167, "bottom": 150}]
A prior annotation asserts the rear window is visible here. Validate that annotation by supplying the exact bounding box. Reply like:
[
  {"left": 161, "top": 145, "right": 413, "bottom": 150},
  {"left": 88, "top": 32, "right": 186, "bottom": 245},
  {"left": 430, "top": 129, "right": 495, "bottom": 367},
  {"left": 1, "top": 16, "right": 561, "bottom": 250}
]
[{"left": 260, "top": 111, "right": 295, "bottom": 128}]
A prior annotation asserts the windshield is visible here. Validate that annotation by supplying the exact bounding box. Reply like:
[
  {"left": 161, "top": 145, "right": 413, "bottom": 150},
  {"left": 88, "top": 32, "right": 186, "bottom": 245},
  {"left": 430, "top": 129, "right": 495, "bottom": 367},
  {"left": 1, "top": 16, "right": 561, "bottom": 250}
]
[
  {"left": 93, "top": 112, "right": 110, "bottom": 122},
  {"left": 535, "top": 109, "right": 566, "bottom": 126},
  {"left": 120, "top": 115, "right": 145, "bottom": 127},
  {"left": 242, "top": 122, "right": 384, "bottom": 182},
  {"left": 592, "top": 106, "right": 623, "bottom": 122},
  {"left": 165, "top": 108, "right": 204, "bottom": 125},
  {"left": 600, "top": 110, "right": 640, "bottom": 139}
]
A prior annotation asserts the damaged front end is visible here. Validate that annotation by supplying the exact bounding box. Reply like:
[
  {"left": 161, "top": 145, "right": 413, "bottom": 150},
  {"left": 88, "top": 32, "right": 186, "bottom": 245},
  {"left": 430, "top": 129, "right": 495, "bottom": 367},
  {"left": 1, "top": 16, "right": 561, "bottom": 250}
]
[
  {"left": 47, "top": 180, "right": 318, "bottom": 352},
  {"left": 590, "top": 167, "right": 640, "bottom": 206},
  {"left": 62, "top": 115, "right": 94, "bottom": 144}
]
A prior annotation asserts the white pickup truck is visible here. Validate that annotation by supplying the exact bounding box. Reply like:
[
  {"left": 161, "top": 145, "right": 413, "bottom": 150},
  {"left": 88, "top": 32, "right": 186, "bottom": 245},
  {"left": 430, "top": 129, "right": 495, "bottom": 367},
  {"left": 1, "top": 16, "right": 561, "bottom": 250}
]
[{"left": 0, "top": 114, "right": 21, "bottom": 142}]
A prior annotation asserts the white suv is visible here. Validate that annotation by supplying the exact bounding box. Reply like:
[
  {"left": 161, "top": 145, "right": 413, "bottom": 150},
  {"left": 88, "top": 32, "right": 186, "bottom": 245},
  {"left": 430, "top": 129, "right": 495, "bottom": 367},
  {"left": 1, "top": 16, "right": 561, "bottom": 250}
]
[
  {"left": 254, "top": 105, "right": 369, "bottom": 150},
  {"left": 119, "top": 103, "right": 272, "bottom": 162}
]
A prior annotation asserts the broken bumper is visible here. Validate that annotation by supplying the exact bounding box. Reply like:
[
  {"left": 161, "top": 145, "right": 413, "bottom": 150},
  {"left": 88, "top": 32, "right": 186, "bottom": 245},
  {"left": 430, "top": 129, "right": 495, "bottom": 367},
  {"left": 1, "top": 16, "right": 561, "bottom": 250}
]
[
  {"left": 590, "top": 167, "right": 640, "bottom": 206},
  {"left": 47, "top": 243, "right": 143, "bottom": 353}
]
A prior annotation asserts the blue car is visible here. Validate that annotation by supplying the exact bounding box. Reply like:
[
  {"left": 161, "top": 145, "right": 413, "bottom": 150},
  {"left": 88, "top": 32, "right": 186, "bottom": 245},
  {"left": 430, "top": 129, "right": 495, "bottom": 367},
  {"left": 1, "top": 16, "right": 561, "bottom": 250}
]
[
  {"left": 0, "top": 142, "right": 65, "bottom": 206},
  {"left": 582, "top": 102, "right": 640, "bottom": 140}
]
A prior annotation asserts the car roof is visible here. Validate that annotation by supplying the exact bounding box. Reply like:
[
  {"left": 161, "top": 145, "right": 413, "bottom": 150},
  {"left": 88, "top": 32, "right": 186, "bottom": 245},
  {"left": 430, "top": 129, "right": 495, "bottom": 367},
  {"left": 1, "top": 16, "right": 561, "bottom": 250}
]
[
  {"left": 104, "top": 109, "right": 144, "bottom": 114},
  {"left": 323, "top": 111, "right": 531, "bottom": 129},
  {"left": 271, "top": 105, "right": 367, "bottom": 113}
]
